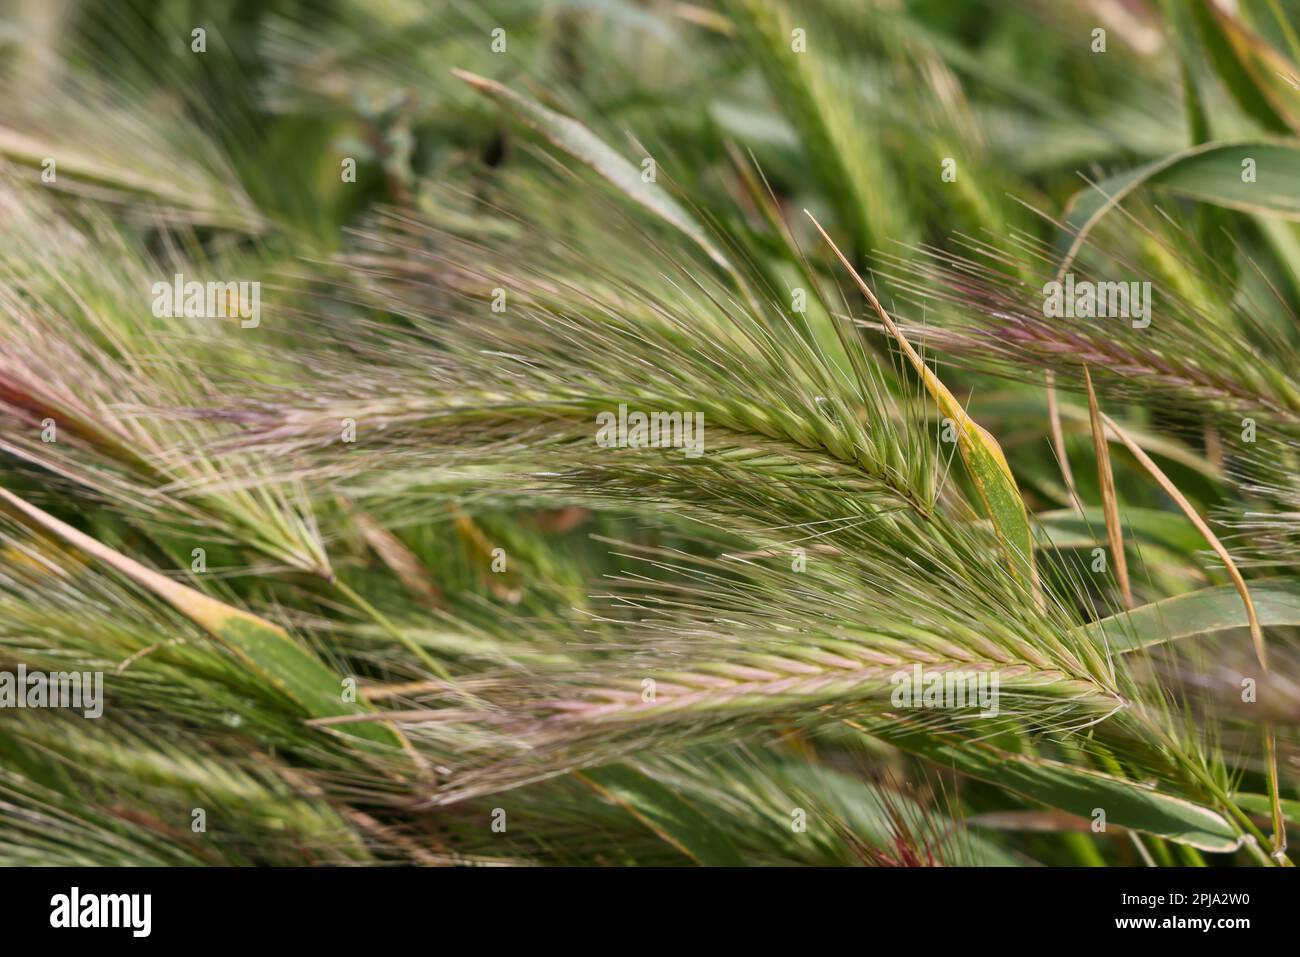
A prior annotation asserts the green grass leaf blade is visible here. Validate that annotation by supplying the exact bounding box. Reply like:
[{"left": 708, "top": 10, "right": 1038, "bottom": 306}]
[
  {"left": 580, "top": 766, "right": 745, "bottom": 866},
  {"left": 452, "top": 69, "right": 731, "bottom": 272},
  {"left": 1058, "top": 141, "right": 1300, "bottom": 270},
  {"left": 1035, "top": 507, "right": 1206, "bottom": 554},
  {"left": 1193, "top": 0, "right": 1299, "bottom": 134},
  {"left": 873, "top": 728, "right": 1241, "bottom": 853},
  {"left": 1234, "top": 792, "right": 1300, "bottom": 825},
  {"left": 957, "top": 421, "right": 1037, "bottom": 587},
  {"left": 1083, "top": 579, "right": 1300, "bottom": 654}
]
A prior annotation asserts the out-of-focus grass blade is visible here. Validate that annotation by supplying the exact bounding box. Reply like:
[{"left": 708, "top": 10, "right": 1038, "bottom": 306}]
[
  {"left": 869, "top": 726, "right": 1241, "bottom": 853},
  {"left": 579, "top": 766, "right": 745, "bottom": 866},
  {"left": 0, "top": 486, "right": 398, "bottom": 748},
  {"left": 1083, "top": 579, "right": 1300, "bottom": 653},
  {"left": 1058, "top": 141, "right": 1300, "bottom": 268},
  {"left": 723, "top": 0, "right": 914, "bottom": 256},
  {"left": 966, "top": 809, "right": 1097, "bottom": 833},
  {"left": 1034, "top": 507, "right": 1206, "bottom": 554},
  {"left": 0, "top": 127, "right": 264, "bottom": 233},
  {"left": 1164, "top": 0, "right": 1211, "bottom": 143},
  {"left": 451, "top": 69, "right": 732, "bottom": 272},
  {"left": 1194, "top": 0, "right": 1299, "bottom": 134},
  {"left": 1083, "top": 367, "right": 1132, "bottom": 609},
  {"left": 1235, "top": 792, "right": 1300, "bottom": 825},
  {"left": 808, "top": 214, "right": 1036, "bottom": 586}
]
